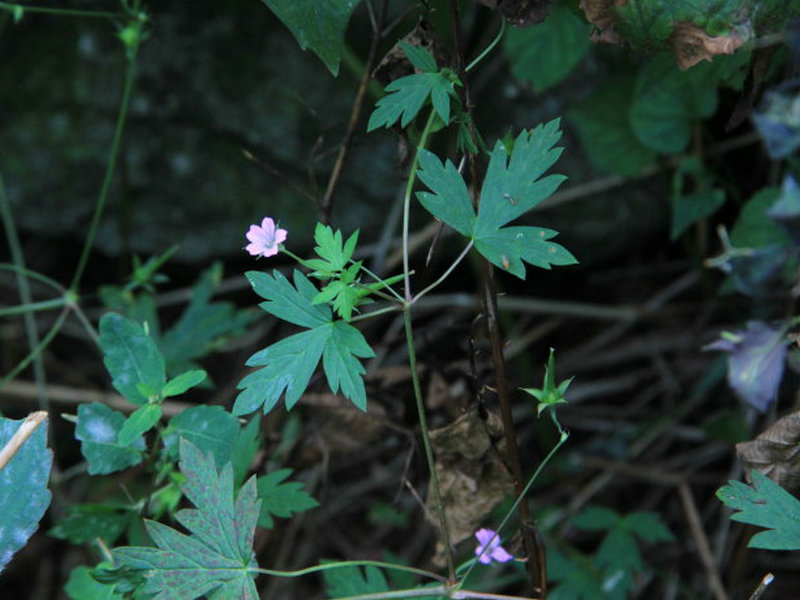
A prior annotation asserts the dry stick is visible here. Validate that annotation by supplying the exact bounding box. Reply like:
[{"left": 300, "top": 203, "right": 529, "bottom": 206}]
[
  {"left": 0, "top": 411, "right": 48, "bottom": 473},
  {"left": 319, "top": 0, "right": 387, "bottom": 224}
]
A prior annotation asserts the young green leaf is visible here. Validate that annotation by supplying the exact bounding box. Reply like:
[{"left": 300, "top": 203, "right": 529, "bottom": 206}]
[
  {"left": 309, "top": 223, "right": 359, "bottom": 276},
  {"left": 162, "top": 369, "right": 208, "bottom": 397},
  {"left": 100, "top": 312, "right": 166, "bottom": 405},
  {"left": 117, "top": 404, "right": 162, "bottom": 447},
  {"left": 75, "top": 403, "right": 145, "bottom": 475},
  {"left": 234, "top": 270, "right": 374, "bottom": 415},
  {"left": 162, "top": 405, "right": 241, "bottom": 469},
  {"left": 0, "top": 414, "right": 52, "bottom": 573},
  {"left": 717, "top": 469, "right": 800, "bottom": 550},
  {"left": 256, "top": 468, "right": 319, "bottom": 528},
  {"left": 367, "top": 63, "right": 459, "bottom": 131},
  {"left": 399, "top": 40, "right": 437, "bottom": 73},
  {"left": 416, "top": 120, "right": 577, "bottom": 279},
  {"left": 111, "top": 440, "right": 261, "bottom": 599}
]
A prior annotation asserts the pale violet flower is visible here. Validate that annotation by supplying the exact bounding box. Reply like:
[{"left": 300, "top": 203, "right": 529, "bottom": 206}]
[
  {"left": 474, "top": 528, "right": 513, "bottom": 565},
  {"left": 245, "top": 217, "right": 287, "bottom": 258}
]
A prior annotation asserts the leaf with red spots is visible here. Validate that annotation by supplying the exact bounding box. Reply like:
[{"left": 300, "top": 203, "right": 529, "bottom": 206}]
[
  {"left": 416, "top": 119, "right": 577, "bottom": 279},
  {"left": 110, "top": 440, "right": 260, "bottom": 600}
]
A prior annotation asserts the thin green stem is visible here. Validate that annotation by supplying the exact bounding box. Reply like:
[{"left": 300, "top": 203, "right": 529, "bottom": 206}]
[
  {"left": 457, "top": 426, "right": 569, "bottom": 587},
  {"left": 0, "top": 264, "right": 65, "bottom": 293},
  {"left": 0, "top": 307, "right": 69, "bottom": 390},
  {"left": 0, "top": 169, "right": 49, "bottom": 408},
  {"left": 349, "top": 304, "right": 402, "bottom": 323},
  {"left": 70, "top": 29, "right": 140, "bottom": 291},
  {"left": 465, "top": 19, "right": 506, "bottom": 73},
  {"left": 334, "top": 588, "right": 449, "bottom": 600},
  {"left": 402, "top": 112, "right": 437, "bottom": 301},
  {"left": 254, "top": 559, "right": 446, "bottom": 583},
  {"left": 412, "top": 241, "right": 473, "bottom": 303},
  {"left": 404, "top": 305, "right": 456, "bottom": 580},
  {"left": 0, "top": 297, "right": 69, "bottom": 318},
  {"left": 353, "top": 260, "right": 406, "bottom": 303},
  {"left": 0, "top": 1, "right": 123, "bottom": 19}
]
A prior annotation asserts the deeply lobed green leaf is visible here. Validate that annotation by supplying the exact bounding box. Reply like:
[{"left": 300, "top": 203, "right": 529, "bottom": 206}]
[
  {"left": 111, "top": 441, "right": 261, "bottom": 600},
  {"left": 256, "top": 469, "right": 319, "bottom": 528}
]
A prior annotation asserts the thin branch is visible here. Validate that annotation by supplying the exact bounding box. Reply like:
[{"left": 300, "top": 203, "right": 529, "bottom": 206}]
[{"left": 0, "top": 411, "right": 48, "bottom": 473}]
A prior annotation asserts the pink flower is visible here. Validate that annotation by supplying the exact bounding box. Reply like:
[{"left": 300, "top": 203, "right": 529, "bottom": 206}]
[
  {"left": 474, "top": 528, "right": 514, "bottom": 565},
  {"left": 245, "top": 217, "right": 287, "bottom": 258}
]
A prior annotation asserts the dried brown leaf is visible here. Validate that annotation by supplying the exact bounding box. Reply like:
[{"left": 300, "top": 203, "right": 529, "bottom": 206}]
[
  {"left": 737, "top": 411, "right": 800, "bottom": 491},
  {"left": 580, "top": 0, "right": 624, "bottom": 44},
  {"left": 670, "top": 21, "right": 748, "bottom": 70}
]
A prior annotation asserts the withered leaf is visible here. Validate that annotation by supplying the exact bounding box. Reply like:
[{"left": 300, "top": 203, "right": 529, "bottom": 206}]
[
  {"left": 426, "top": 409, "right": 513, "bottom": 565},
  {"left": 737, "top": 411, "right": 800, "bottom": 491},
  {"left": 670, "top": 21, "right": 747, "bottom": 70}
]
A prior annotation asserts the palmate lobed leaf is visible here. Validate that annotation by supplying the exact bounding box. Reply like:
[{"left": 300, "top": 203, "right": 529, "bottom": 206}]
[
  {"left": 417, "top": 120, "right": 577, "bottom": 279},
  {"left": 256, "top": 469, "right": 319, "bottom": 528},
  {"left": 234, "top": 270, "right": 374, "bottom": 415},
  {"left": 717, "top": 469, "right": 800, "bottom": 550},
  {"left": 111, "top": 440, "right": 261, "bottom": 600}
]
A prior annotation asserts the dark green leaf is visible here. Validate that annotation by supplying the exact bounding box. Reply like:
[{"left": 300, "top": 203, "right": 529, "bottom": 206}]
[
  {"left": 162, "top": 405, "right": 240, "bottom": 468},
  {"left": 246, "top": 269, "right": 330, "bottom": 328},
  {"left": 717, "top": 470, "right": 800, "bottom": 550},
  {"left": 112, "top": 441, "right": 261, "bottom": 599},
  {"left": 621, "top": 512, "right": 674, "bottom": 543},
  {"left": 0, "top": 414, "right": 52, "bottom": 572},
  {"left": 671, "top": 189, "right": 726, "bottom": 240},
  {"left": 568, "top": 76, "right": 657, "bottom": 176},
  {"left": 117, "top": 404, "right": 162, "bottom": 447},
  {"left": 630, "top": 54, "right": 718, "bottom": 153},
  {"left": 231, "top": 417, "right": 261, "bottom": 488},
  {"left": 367, "top": 70, "right": 458, "bottom": 131},
  {"left": 416, "top": 149, "right": 476, "bottom": 237},
  {"left": 100, "top": 313, "right": 166, "bottom": 405},
  {"left": 50, "top": 504, "right": 133, "bottom": 545},
  {"left": 505, "top": 3, "right": 591, "bottom": 92},
  {"left": 162, "top": 369, "right": 208, "bottom": 397},
  {"left": 323, "top": 562, "right": 389, "bottom": 598},
  {"left": 160, "top": 263, "right": 256, "bottom": 376},
  {"left": 572, "top": 506, "right": 619, "bottom": 531},
  {"left": 75, "top": 403, "right": 145, "bottom": 475},
  {"left": 259, "top": 0, "right": 361, "bottom": 75},
  {"left": 256, "top": 469, "right": 319, "bottom": 528}
]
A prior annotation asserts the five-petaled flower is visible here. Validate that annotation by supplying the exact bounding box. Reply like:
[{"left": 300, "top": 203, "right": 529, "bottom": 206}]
[
  {"left": 245, "top": 217, "right": 287, "bottom": 258},
  {"left": 474, "top": 528, "right": 514, "bottom": 565}
]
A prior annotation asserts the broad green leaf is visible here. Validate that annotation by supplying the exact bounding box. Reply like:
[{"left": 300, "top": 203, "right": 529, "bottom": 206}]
[
  {"left": 323, "top": 562, "right": 389, "bottom": 598},
  {"left": 50, "top": 503, "right": 133, "bottom": 546},
  {"left": 568, "top": 76, "right": 657, "bottom": 176},
  {"left": 730, "top": 187, "right": 788, "bottom": 248},
  {"left": 717, "top": 470, "right": 800, "bottom": 550},
  {"left": 65, "top": 565, "right": 123, "bottom": 600},
  {"left": 400, "top": 40, "right": 437, "bottom": 73},
  {"left": 547, "top": 548, "right": 605, "bottom": 600},
  {"left": 505, "top": 3, "right": 591, "bottom": 92},
  {"left": 367, "top": 68, "right": 458, "bottom": 131},
  {"left": 630, "top": 54, "right": 718, "bottom": 153},
  {"left": 234, "top": 270, "right": 374, "bottom": 415},
  {"left": 0, "top": 414, "right": 52, "bottom": 572},
  {"left": 160, "top": 263, "right": 256, "bottom": 377},
  {"left": 162, "top": 369, "right": 208, "bottom": 397},
  {"left": 417, "top": 120, "right": 576, "bottom": 279},
  {"left": 112, "top": 441, "right": 261, "bottom": 599},
  {"left": 75, "top": 403, "right": 145, "bottom": 475},
  {"left": 259, "top": 0, "right": 360, "bottom": 76},
  {"left": 100, "top": 312, "right": 166, "bottom": 405},
  {"left": 162, "top": 405, "right": 240, "bottom": 469},
  {"left": 256, "top": 469, "right": 319, "bottom": 528},
  {"left": 671, "top": 189, "right": 725, "bottom": 240},
  {"left": 117, "top": 404, "right": 162, "bottom": 447}
]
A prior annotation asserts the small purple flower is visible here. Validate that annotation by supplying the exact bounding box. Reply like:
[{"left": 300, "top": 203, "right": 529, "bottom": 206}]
[
  {"left": 245, "top": 217, "right": 287, "bottom": 258},
  {"left": 705, "top": 321, "right": 789, "bottom": 412},
  {"left": 474, "top": 528, "right": 514, "bottom": 565}
]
